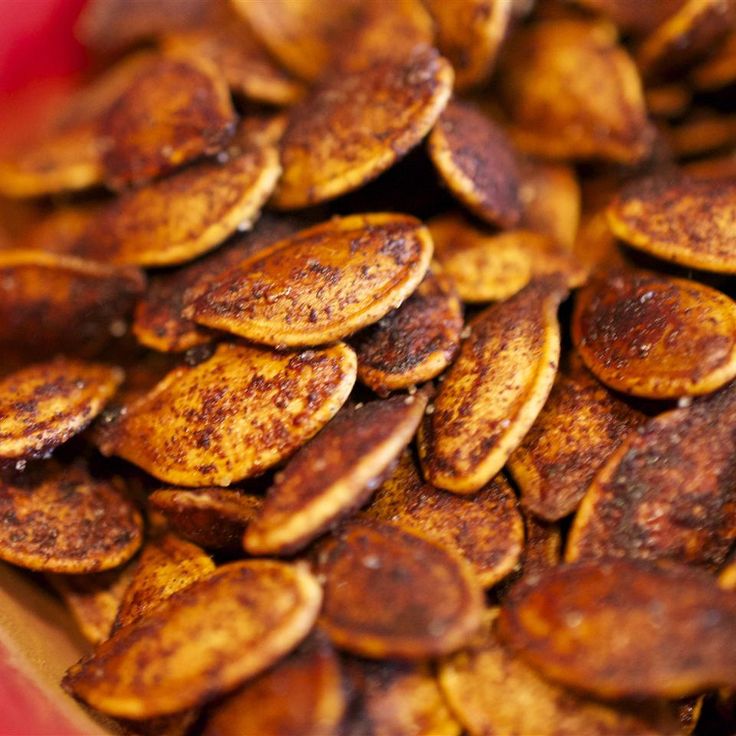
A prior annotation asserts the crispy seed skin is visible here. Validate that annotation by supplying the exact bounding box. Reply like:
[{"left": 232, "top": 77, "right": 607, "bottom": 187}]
[
  {"left": 318, "top": 520, "right": 484, "bottom": 659},
  {"left": 419, "top": 278, "right": 565, "bottom": 494},
  {"left": 245, "top": 390, "right": 430, "bottom": 556},
  {"left": 439, "top": 609, "right": 680, "bottom": 736},
  {"left": 204, "top": 633, "right": 345, "bottom": 736},
  {"left": 186, "top": 214, "right": 433, "bottom": 347},
  {"left": 607, "top": 174, "right": 736, "bottom": 274},
  {"left": 498, "top": 559, "right": 736, "bottom": 698},
  {"left": 271, "top": 49, "right": 453, "bottom": 209},
  {"left": 63, "top": 560, "right": 322, "bottom": 719},
  {"left": 133, "top": 215, "right": 302, "bottom": 352},
  {"left": 0, "top": 250, "right": 145, "bottom": 360},
  {"left": 365, "top": 452, "right": 524, "bottom": 588},
  {"left": 17, "top": 204, "right": 100, "bottom": 256},
  {"left": 424, "top": 0, "right": 513, "bottom": 89},
  {"left": 521, "top": 514, "right": 562, "bottom": 577},
  {"left": 0, "top": 358, "right": 123, "bottom": 461},
  {"left": 149, "top": 489, "right": 262, "bottom": 553},
  {"left": 567, "top": 380, "right": 736, "bottom": 568},
  {"left": 429, "top": 100, "right": 521, "bottom": 228},
  {"left": 353, "top": 268, "right": 463, "bottom": 395},
  {"left": 98, "top": 342, "right": 356, "bottom": 487},
  {"left": 113, "top": 534, "right": 214, "bottom": 631},
  {"left": 0, "top": 461, "right": 142, "bottom": 573},
  {"left": 498, "top": 19, "right": 652, "bottom": 163},
  {"left": 573, "top": 270, "right": 736, "bottom": 398},
  {"left": 77, "top": 137, "right": 281, "bottom": 268},
  {"left": 508, "top": 371, "right": 644, "bottom": 521},
  {"left": 100, "top": 55, "right": 235, "bottom": 189},
  {"left": 429, "top": 212, "right": 583, "bottom": 303}
]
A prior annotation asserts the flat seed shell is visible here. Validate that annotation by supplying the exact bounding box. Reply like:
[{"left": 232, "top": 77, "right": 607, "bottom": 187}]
[
  {"left": 99, "top": 55, "right": 235, "bottom": 189},
  {"left": 419, "top": 278, "right": 565, "bottom": 493},
  {"left": 97, "top": 342, "right": 356, "bottom": 487},
  {"left": 204, "top": 633, "right": 345, "bottom": 736},
  {"left": 428, "top": 99, "right": 522, "bottom": 228},
  {"left": 148, "top": 489, "right": 263, "bottom": 553},
  {"left": 0, "top": 357, "right": 123, "bottom": 462},
  {"left": 566, "top": 380, "right": 736, "bottom": 568},
  {"left": 186, "top": 213, "right": 433, "bottom": 347},
  {"left": 498, "top": 20, "right": 652, "bottom": 164},
  {"left": 270, "top": 48, "right": 453, "bottom": 209},
  {"left": 353, "top": 267, "right": 463, "bottom": 395},
  {"left": 0, "top": 461, "right": 142, "bottom": 573},
  {"left": 440, "top": 609, "right": 680, "bottom": 736},
  {"left": 607, "top": 174, "right": 736, "bottom": 274},
  {"left": 497, "top": 558, "right": 736, "bottom": 698},
  {"left": 113, "top": 534, "right": 214, "bottom": 631},
  {"left": 76, "top": 134, "right": 281, "bottom": 267},
  {"left": 429, "top": 212, "right": 583, "bottom": 303},
  {"left": 572, "top": 269, "right": 736, "bottom": 398},
  {"left": 508, "top": 371, "right": 645, "bottom": 521},
  {"left": 423, "top": 0, "right": 513, "bottom": 90},
  {"left": 317, "top": 520, "right": 484, "bottom": 659},
  {"left": 245, "top": 390, "right": 430, "bottom": 556},
  {"left": 62, "top": 560, "right": 322, "bottom": 719},
  {"left": 365, "top": 451, "right": 524, "bottom": 588},
  {"left": 521, "top": 514, "right": 562, "bottom": 578}
]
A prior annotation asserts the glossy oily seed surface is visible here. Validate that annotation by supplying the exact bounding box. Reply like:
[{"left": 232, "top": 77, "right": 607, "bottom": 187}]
[
  {"left": 97, "top": 342, "right": 357, "bottom": 487},
  {"left": 186, "top": 213, "right": 433, "bottom": 347},
  {"left": 573, "top": 269, "right": 736, "bottom": 398}
]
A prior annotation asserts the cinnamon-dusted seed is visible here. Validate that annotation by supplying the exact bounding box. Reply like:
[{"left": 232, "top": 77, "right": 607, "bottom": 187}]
[
  {"left": 63, "top": 560, "right": 322, "bottom": 719},
  {"left": 573, "top": 269, "right": 736, "bottom": 398},
  {"left": 365, "top": 452, "right": 524, "bottom": 588},
  {"left": 17, "top": 204, "right": 100, "bottom": 256},
  {"left": 271, "top": 48, "right": 453, "bottom": 209},
  {"left": 317, "top": 520, "right": 484, "bottom": 659},
  {"left": 0, "top": 460, "right": 142, "bottom": 573},
  {"left": 245, "top": 390, "right": 430, "bottom": 556},
  {"left": 0, "top": 357, "right": 123, "bottom": 462},
  {"left": 419, "top": 278, "right": 566, "bottom": 493},
  {"left": 498, "top": 559, "right": 736, "bottom": 698},
  {"left": 428, "top": 99, "right": 522, "bottom": 228},
  {"left": 520, "top": 514, "right": 562, "bottom": 578},
  {"left": 185, "top": 213, "right": 433, "bottom": 347},
  {"left": 97, "top": 342, "right": 356, "bottom": 487}
]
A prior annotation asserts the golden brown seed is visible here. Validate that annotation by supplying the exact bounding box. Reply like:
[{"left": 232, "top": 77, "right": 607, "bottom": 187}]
[
  {"left": 204, "top": 633, "right": 345, "bottom": 736},
  {"left": 569, "top": 0, "right": 685, "bottom": 35},
  {"left": 520, "top": 514, "right": 562, "bottom": 578},
  {"left": 317, "top": 520, "right": 484, "bottom": 659},
  {"left": 498, "top": 558, "right": 736, "bottom": 699},
  {"left": 508, "top": 371, "right": 644, "bottom": 521},
  {"left": 148, "top": 489, "right": 263, "bottom": 553},
  {"left": 343, "top": 656, "right": 461, "bottom": 736},
  {"left": 567, "top": 380, "right": 736, "bottom": 568},
  {"left": 607, "top": 174, "right": 736, "bottom": 273},
  {"left": 62, "top": 560, "right": 322, "bottom": 719},
  {"left": 245, "top": 390, "right": 430, "bottom": 556},
  {"left": 439, "top": 609, "right": 680, "bottom": 736},
  {"left": 99, "top": 55, "right": 235, "bottom": 189},
  {"left": 185, "top": 213, "right": 433, "bottom": 347},
  {"left": 365, "top": 452, "right": 524, "bottom": 588},
  {"left": 113, "top": 534, "right": 214, "bottom": 631},
  {"left": 424, "top": 0, "right": 513, "bottom": 90},
  {"left": 645, "top": 82, "right": 693, "bottom": 118},
  {"left": 97, "top": 341, "right": 356, "bottom": 487},
  {"left": 17, "top": 204, "right": 100, "bottom": 256},
  {"left": 498, "top": 19, "right": 653, "bottom": 164},
  {"left": 684, "top": 151, "right": 736, "bottom": 180},
  {"left": 573, "top": 269, "right": 736, "bottom": 398},
  {"left": 690, "top": 30, "right": 736, "bottom": 89},
  {"left": 664, "top": 113, "right": 736, "bottom": 158},
  {"left": 0, "top": 250, "right": 145, "bottom": 360},
  {"left": 419, "top": 278, "right": 565, "bottom": 493},
  {"left": 428, "top": 99, "right": 521, "bottom": 228},
  {"left": 719, "top": 551, "right": 736, "bottom": 590},
  {"left": 573, "top": 210, "right": 627, "bottom": 277},
  {"left": 271, "top": 48, "right": 453, "bottom": 209},
  {"left": 429, "top": 212, "right": 584, "bottom": 303},
  {"left": 353, "top": 267, "right": 463, "bottom": 395},
  {"left": 0, "top": 460, "right": 142, "bottom": 573},
  {"left": 0, "top": 357, "right": 122, "bottom": 462},
  {"left": 132, "top": 215, "right": 302, "bottom": 352},
  {"left": 76, "top": 131, "right": 281, "bottom": 267}
]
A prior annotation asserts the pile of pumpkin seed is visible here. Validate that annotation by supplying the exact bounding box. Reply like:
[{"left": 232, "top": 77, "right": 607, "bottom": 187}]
[{"left": 2, "top": 0, "right": 736, "bottom": 733}]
